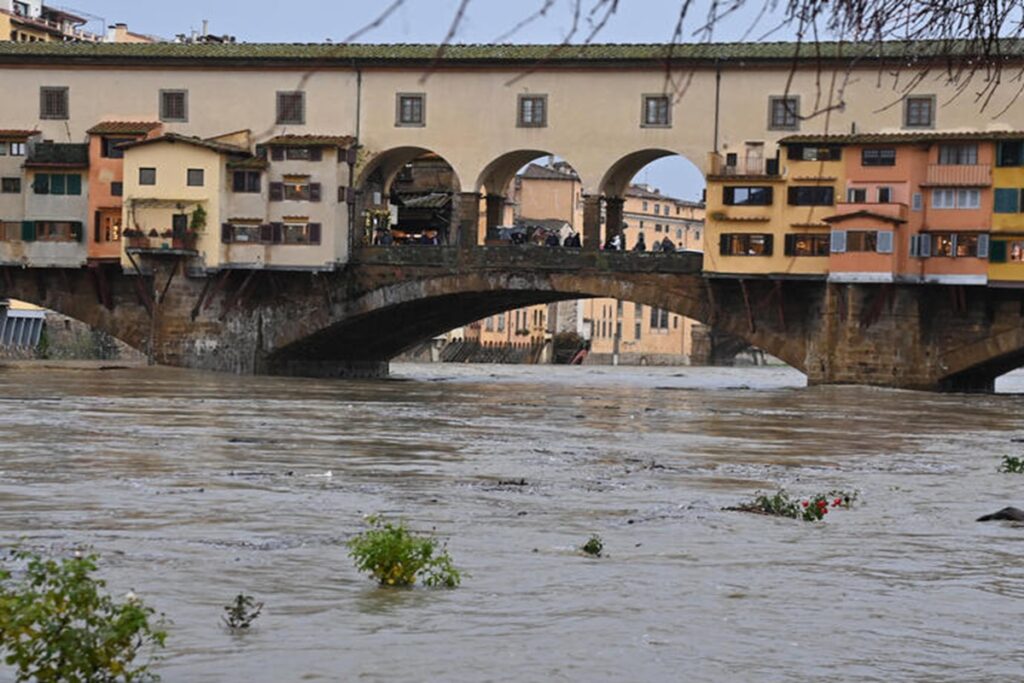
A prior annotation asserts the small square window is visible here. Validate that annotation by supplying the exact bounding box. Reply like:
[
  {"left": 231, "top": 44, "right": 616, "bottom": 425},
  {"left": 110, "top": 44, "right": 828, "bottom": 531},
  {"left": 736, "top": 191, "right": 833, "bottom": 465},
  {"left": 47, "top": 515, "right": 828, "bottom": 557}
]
[
  {"left": 396, "top": 93, "right": 426, "bottom": 126},
  {"left": 111, "top": 181, "right": 123, "bottom": 197},
  {"left": 642, "top": 95, "right": 670, "bottom": 127},
  {"left": 877, "top": 186, "right": 892, "bottom": 203},
  {"left": 518, "top": 95, "right": 547, "bottom": 127},
  {"left": 768, "top": 96, "right": 799, "bottom": 130},
  {"left": 187, "top": 168, "right": 204, "bottom": 187},
  {"left": 40, "top": 86, "right": 68, "bottom": 120},
  {"left": 1, "top": 177, "right": 20, "bottom": 193},
  {"left": 160, "top": 90, "right": 188, "bottom": 122},
  {"left": 139, "top": 167, "right": 156, "bottom": 186},
  {"left": 101, "top": 137, "right": 133, "bottom": 159},
  {"left": 904, "top": 95, "right": 935, "bottom": 128},
  {"left": 276, "top": 91, "right": 305, "bottom": 125},
  {"left": 9, "top": 142, "right": 25, "bottom": 157}
]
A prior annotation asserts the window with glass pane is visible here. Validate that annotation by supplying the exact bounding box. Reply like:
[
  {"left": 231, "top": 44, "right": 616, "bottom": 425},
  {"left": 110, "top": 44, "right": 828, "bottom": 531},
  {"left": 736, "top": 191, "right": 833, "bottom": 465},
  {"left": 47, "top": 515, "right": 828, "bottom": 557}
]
[
  {"left": 956, "top": 233, "right": 980, "bottom": 257},
  {"left": 862, "top": 148, "right": 896, "bottom": 166},
  {"left": 846, "top": 231, "right": 879, "bottom": 252},
  {"left": 877, "top": 187, "right": 892, "bottom": 203},
  {"left": 721, "top": 233, "right": 773, "bottom": 256},
  {"left": 231, "top": 223, "right": 262, "bottom": 243},
  {"left": 276, "top": 92, "right": 304, "bottom": 125},
  {"left": 40, "top": 86, "right": 68, "bottom": 120},
  {"left": 160, "top": 90, "right": 187, "bottom": 122},
  {"left": 643, "top": 96, "right": 670, "bottom": 126},
  {"left": 139, "top": 168, "right": 156, "bottom": 186},
  {"left": 788, "top": 186, "right": 834, "bottom": 206},
  {"left": 957, "top": 189, "right": 980, "bottom": 209},
  {"left": 998, "top": 141, "right": 1024, "bottom": 167},
  {"left": 904, "top": 96, "right": 934, "bottom": 127},
  {"left": 938, "top": 144, "right": 978, "bottom": 165},
  {"left": 723, "top": 186, "right": 773, "bottom": 206},
  {"left": 283, "top": 177, "right": 310, "bottom": 200},
  {"left": 785, "top": 233, "right": 830, "bottom": 256},
  {"left": 931, "top": 233, "right": 955, "bottom": 256},
  {"left": 769, "top": 96, "right": 799, "bottom": 129},
  {"left": 187, "top": 168, "right": 204, "bottom": 187},
  {"left": 518, "top": 95, "right": 547, "bottom": 127},
  {"left": 397, "top": 94, "right": 425, "bottom": 125}
]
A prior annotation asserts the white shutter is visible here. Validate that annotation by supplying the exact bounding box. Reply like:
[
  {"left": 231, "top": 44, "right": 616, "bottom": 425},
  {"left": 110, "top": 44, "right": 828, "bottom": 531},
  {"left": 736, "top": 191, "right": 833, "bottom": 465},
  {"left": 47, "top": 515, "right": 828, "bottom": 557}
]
[
  {"left": 877, "top": 230, "right": 894, "bottom": 254},
  {"left": 979, "top": 233, "right": 990, "bottom": 259},
  {"left": 909, "top": 234, "right": 920, "bottom": 257},
  {"left": 830, "top": 230, "right": 847, "bottom": 254},
  {"left": 919, "top": 234, "right": 931, "bottom": 257}
]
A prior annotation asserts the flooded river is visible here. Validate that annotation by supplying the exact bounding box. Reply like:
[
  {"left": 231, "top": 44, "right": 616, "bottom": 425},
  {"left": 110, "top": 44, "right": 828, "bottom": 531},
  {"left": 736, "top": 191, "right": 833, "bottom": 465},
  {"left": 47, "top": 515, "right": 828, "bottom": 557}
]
[{"left": 1, "top": 362, "right": 1024, "bottom": 681}]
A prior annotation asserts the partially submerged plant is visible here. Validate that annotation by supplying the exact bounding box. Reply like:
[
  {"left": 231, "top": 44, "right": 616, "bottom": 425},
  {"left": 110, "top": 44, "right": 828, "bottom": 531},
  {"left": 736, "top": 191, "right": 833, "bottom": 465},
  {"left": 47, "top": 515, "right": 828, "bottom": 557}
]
[
  {"left": 1000, "top": 455, "right": 1024, "bottom": 473},
  {"left": 729, "top": 489, "right": 857, "bottom": 522},
  {"left": 222, "top": 593, "right": 263, "bottom": 631},
  {"left": 347, "top": 516, "right": 461, "bottom": 588},
  {"left": 581, "top": 535, "right": 603, "bottom": 557},
  {"left": 0, "top": 550, "right": 166, "bottom": 682}
]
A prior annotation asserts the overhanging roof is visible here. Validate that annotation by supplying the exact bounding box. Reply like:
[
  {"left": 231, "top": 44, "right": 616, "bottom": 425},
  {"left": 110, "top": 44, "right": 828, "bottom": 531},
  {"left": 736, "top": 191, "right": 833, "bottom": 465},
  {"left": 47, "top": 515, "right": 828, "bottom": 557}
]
[{"left": 781, "top": 130, "right": 1024, "bottom": 145}]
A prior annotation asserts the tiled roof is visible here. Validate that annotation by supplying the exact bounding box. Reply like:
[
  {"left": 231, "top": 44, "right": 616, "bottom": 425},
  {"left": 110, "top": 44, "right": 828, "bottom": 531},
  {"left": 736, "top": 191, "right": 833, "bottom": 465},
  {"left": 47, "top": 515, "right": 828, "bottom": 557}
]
[
  {"left": 0, "top": 40, "right": 1018, "bottom": 65},
  {"left": 119, "top": 132, "right": 250, "bottom": 155},
  {"left": 25, "top": 142, "right": 89, "bottom": 168},
  {"left": 264, "top": 134, "right": 355, "bottom": 148},
  {"left": 227, "top": 156, "right": 270, "bottom": 170},
  {"left": 823, "top": 209, "right": 907, "bottom": 224},
  {"left": 399, "top": 192, "right": 452, "bottom": 209},
  {"left": 519, "top": 163, "right": 579, "bottom": 181},
  {"left": 86, "top": 120, "right": 161, "bottom": 135},
  {"left": 0, "top": 129, "right": 37, "bottom": 140},
  {"left": 780, "top": 130, "right": 1024, "bottom": 145}
]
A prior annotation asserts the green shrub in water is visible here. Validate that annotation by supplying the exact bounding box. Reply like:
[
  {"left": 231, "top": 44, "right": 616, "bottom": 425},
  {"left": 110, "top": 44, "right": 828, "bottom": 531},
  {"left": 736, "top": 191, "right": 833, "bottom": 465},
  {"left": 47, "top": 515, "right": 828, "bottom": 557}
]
[
  {"left": 581, "top": 535, "right": 603, "bottom": 557},
  {"left": 0, "top": 550, "right": 166, "bottom": 682},
  {"left": 222, "top": 593, "right": 262, "bottom": 631},
  {"left": 732, "top": 489, "right": 857, "bottom": 522},
  {"left": 347, "top": 517, "right": 461, "bottom": 588},
  {"left": 1000, "top": 455, "right": 1024, "bottom": 473}
]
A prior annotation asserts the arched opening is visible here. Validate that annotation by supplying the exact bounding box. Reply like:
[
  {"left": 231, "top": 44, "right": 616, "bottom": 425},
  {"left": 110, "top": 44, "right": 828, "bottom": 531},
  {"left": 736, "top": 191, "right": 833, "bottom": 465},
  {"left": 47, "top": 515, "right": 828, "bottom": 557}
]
[
  {"left": 357, "top": 146, "right": 463, "bottom": 246},
  {"left": 0, "top": 298, "right": 142, "bottom": 362}
]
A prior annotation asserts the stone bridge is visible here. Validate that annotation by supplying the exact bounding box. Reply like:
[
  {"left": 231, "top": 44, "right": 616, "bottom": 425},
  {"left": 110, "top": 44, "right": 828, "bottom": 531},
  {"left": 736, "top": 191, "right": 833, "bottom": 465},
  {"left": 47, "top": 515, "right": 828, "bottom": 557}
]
[{"left": 4, "top": 249, "right": 1024, "bottom": 392}]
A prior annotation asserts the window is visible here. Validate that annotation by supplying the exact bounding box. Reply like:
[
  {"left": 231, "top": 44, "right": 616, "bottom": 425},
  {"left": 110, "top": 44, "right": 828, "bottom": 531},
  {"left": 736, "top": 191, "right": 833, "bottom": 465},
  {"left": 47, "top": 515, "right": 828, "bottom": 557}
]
[
  {"left": 111, "top": 181, "right": 123, "bottom": 197},
  {"left": 270, "top": 177, "right": 321, "bottom": 202},
  {"left": 160, "top": 90, "right": 188, "bottom": 122},
  {"left": 830, "top": 230, "right": 892, "bottom": 253},
  {"left": 904, "top": 95, "right": 935, "bottom": 128},
  {"left": 485, "top": 317, "right": 494, "bottom": 332},
  {"left": 642, "top": 95, "right": 670, "bottom": 127},
  {"left": 187, "top": 168, "right": 204, "bottom": 187},
  {"left": 723, "top": 186, "right": 773, "bottom": 206},
  {"left": 223, "top": 221, "right": 321, "bottom": 245},
  {"left": 228, "top": 222, "right": 262, "bottom": 243},
  {"left": 9, "top": 142, "right": 25, "bottom": 156},
  {"left": 788, "top": 186, "right": 834, "bottom": 206},
  {"left": 862, "top": 148, "right": 896, "bottom": 166},
  {"left": 101, "top": 137, "right": 133, "bottom": 159},
  {"left": 32, "top": 173, "right": 81, "bottom": 195},
  {"left": 938, "top": 144, "right": 978, "bottom": 165},
  {"left": 40, "top": 86, "right": 68, "bottom": 120},
  {"left": 995, "top": 188, "right": 1023, "bottom": 213},
  {"left": 650, "top": 307, "right": 670, "bottom": 330},
  {"left": 956, "top": 233, "right": 980, "bottom": 257},
  {"left": 990, "top": 239, "right": 1024, "bottom": 263},
  {"left": 396, "top": 94, "right": 425, "bottom": 126},
  {"left": 932, "top": 188, "right": 980, "bottom": 209},
  {"left": 847, "top": 188, "right": 867, "bottom": 203},
  {"left": 847, "top": 231, "right": 879, "bottom": 252},
  {"left": 283, "top": 222, "right": 319, "bottom": 244},
  {"left": 35, "top": 221, "right": 79, "bottom": 242},
  {"left": 497, "top": 315, "right": 505, "bottom": 332},
  {"left": 276, "top": 91, "right": 305, "bottom": 125},
  {"left": 997, "top": 141, "right": 1024, "bottom": 167},
  {"left": 642, "top": 201, "right": 648, "bottom": 211},
  {"left": 282, "top": 146, "right": 323, "bottom": 161},
  {"left": 232, "top": 171, "right": 261, "bottom": 193},
  {"left": 925, "top": 232, "right": 988, "bottom": 258},
  {"left": 784, "top": 233, "right": 830, "bottom": 256},
  {"left": 1, "top": 177, "right": 20, "bottom": 193},
  {"left": 719, "top": 233, "right": 773, "bottom": 256},
  {"left": 517, "top": 95, "right": 547, "bottom": 127},
  {"left": 787, "top": 144, "right": 841, "bottom": 161},
  {"left": 912, "top": 193, "right": 923, "bottom": 211},
  {"left": 768, "top": 96, "right": 799, "bottom": 130},
  {"left": 139, "top": 168, "right": 156, "bottom": 186},
  {"left": 876, "top": 187, "right": 892, "bottom": 203},
  {"left": 931, "top": 233, "right": 955, "bottom": 257}
]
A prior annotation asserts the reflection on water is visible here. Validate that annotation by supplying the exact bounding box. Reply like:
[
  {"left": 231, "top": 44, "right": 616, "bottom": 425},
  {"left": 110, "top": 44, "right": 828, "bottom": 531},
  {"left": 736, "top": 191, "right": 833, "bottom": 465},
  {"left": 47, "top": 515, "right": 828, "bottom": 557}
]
[{"left": 1, "top": 362, "right": 1024, "bottom": 681}]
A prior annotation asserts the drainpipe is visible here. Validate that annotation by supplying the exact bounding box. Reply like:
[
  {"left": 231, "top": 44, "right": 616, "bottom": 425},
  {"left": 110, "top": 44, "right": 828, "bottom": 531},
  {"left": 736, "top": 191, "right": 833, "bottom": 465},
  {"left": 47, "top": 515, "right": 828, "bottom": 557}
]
[
  {"left": 713, "top": 61, "right": 722, "bottom": 154},
  {"left": 348, "top": 63, "right": 362, "bottom": 258}
]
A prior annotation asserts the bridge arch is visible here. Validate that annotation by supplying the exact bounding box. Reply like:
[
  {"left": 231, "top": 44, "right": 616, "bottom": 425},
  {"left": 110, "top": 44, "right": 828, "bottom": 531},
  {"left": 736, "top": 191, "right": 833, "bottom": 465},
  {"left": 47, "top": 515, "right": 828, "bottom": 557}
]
[{"left": 598, "top": 148, "right": 704, "bottom": 200}]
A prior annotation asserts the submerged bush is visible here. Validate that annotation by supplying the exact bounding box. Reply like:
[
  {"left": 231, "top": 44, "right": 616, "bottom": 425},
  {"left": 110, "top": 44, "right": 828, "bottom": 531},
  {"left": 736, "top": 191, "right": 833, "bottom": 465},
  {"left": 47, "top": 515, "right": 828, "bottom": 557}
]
[
  {"left": 581, "top": 535, "right": 603, "bottom": 557},
  {"left": 730, "top": 489, "right": 857, "bottom": 522},
  {"left": 222, "top": 593, "right": 263, "bottom": 632},
  {"left": 0, "top": 550, "right": 166, "bottom": 682},
  {"left": 1000, "top": 455, "right": 1024, "bottom": 473},
  {"left": 347, "top": 517, "right": 461, "bottom": 588}
]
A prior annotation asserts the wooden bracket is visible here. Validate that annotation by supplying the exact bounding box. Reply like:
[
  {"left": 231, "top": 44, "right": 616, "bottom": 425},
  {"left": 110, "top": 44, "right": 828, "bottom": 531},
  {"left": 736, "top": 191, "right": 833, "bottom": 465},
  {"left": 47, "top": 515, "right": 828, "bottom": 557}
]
[
  {"left": 219, "top": 270, "right": 257, "bottom": 321},
  {"left": 739, "top": 279, "right": 756, "bottom": 334}
]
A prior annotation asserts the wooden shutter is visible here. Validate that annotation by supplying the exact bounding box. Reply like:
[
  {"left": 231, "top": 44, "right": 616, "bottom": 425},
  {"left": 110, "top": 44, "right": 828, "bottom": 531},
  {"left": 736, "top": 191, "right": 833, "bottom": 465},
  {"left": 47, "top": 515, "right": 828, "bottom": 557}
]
[
  {"left": 309, "top": 183, "right": 322, "bottom": 202},
  {"left": 723, "top": 187, "right": 735, "bottom": 205},
  {"left": 784, "top": 234, "right": 796, "bottom": 256},
  {"left": 221, "top": 223, "right": 233, "bottom": 244},
  {"left": 232, "top": 172, "right": 245, "bottom": 193},
  {"left": 21, "top": 220, "right": 35, "bottom": 242},
  {"left": 719, "top": 233, "right": 730, "bottom": 255},
  {"left": 990, "top": 239, "right": 1008, "bottom": 263},
  {"left": 787, "top": 145, "right": 802, "bottom": 160},
  {"left": 830, "top": 230, "right": 846, "bottom": 254},
  {"left": 66, "top": 174, "right": 81, "bottom": 196},
  {"left": 33, "top": 174, "right": 49, "bottom": 195},
  {"left": 269, "top": 182, "right": 284, "bottom": 201},
  {"left": 787, "top": 186, "right": 799, "bottom": 205},
  {"left": 271, "top": 147, "right": 284, "bottom": 162},
  {"left": 271, "top": 222, "right": 284, "bottom": 243},
  {"left": 763, "top": 234, "right": 774, "bottom": 255},
  {"left": 308, "top": 222, "right": 322, "bottom": 244},
  {"left": 995, "top": 188, "right": 1020, "bottom": 213},
  {"left": 309, "top": 147, "right": 323, "bottom": 162},
  {"left": 71, "top": 221, "right": 84, "bottom": 242},
  {"left": 978, "top": 234, "right": 991, "bottom": 259},
  {"left": 918, "top": 234, "right": 932, "bottom": 257},
  {"left": 876, "top": 230, "right": 894, "bottom": 254},
  {"left": 260, "top": 223, "right": 273, "bottom": 243}
]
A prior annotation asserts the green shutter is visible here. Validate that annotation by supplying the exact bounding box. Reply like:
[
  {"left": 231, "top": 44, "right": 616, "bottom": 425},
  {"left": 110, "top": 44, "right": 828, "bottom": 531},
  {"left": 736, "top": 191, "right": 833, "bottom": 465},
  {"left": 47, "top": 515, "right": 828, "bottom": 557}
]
[
  {"left": 990, "top": 239, "right": 1008, "bottom": 263},
  {"left": 70, "top": 221, "right": 84, "bottom": 242},
  {"left": 995, "top": 188, "right": 1020, "bottom": 213},
  {"left": 66, "top": 174, "right": 81, "bottom": 195},
  {"left": 50, "top": 174, "right": 65, "bottom": 196},
  {"left": 32, "top": 174, "right": 49, "bottom": 194},
  {"left": 21, "top": 220, "right": 35, "bottom": 242}
]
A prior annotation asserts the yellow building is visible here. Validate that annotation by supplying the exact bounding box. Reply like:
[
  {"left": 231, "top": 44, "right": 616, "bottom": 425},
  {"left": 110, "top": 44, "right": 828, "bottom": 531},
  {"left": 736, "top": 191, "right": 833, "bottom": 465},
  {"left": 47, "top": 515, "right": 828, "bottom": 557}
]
[
  {"left": 989, "top": 138, "right": 1024, "bottom": 286},
  {"left": 703, "top": 141, "right": 843, "bottom": 278}
]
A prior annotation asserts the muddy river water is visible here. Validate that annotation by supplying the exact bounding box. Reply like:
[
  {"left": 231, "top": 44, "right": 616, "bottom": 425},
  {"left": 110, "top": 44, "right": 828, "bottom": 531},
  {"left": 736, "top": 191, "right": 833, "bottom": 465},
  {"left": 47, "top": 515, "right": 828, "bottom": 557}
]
[{"left": 1, "top": 362, "right": 1024, "bottom": 681}]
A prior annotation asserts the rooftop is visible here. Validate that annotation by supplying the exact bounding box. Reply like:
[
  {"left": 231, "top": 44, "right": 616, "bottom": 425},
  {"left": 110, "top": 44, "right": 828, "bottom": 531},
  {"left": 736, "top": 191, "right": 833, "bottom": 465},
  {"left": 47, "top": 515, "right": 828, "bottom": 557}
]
[
  {"left": 780, "top": 130, "right": 1024, "bottom": 145},
  {"left": 519, "top": 163, "right": 579, "bottom": 181},
  {"left": 0, "top": 129, "right": 37, "bottom": 141},
  {"left": 119, "top": 132, "right": 251, "bottom": 156},
  {"left": 86, "top": 120, "right": 162, "bottom": 136},
  {"left": 264, "top": 134, "right": 356, "bottom": 148},
  {"left": 0, "top": 39, "right": 1019, "bottom": 67}
]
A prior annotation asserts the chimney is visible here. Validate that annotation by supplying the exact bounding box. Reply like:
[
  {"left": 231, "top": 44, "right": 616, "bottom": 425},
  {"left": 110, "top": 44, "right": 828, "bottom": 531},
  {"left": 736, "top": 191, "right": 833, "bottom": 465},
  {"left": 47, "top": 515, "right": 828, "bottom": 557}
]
[{"left": 202, "top": 19, "right": 209, "bottom": 37}]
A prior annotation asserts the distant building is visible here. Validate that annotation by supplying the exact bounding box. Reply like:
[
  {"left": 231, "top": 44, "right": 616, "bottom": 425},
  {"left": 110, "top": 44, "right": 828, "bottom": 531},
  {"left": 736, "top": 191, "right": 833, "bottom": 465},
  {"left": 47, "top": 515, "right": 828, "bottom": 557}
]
[{"left": 0, "top": 1, "right": 156, "bottom": 43}]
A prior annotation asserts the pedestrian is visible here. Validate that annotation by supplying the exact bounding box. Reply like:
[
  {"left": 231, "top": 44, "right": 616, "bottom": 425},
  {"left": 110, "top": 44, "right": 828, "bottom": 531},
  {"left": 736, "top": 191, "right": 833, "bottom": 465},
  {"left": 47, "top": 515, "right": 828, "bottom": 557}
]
[
  {"left": 660, "top": 236, "right": 675, "bottom": 252},
  {"left": 546, "top": 231, "right": 561, "bottom": 247},
  {"left": 610, "top": 233, "right": 622, "bottom": 251},
  {"left": 633, "top": 232, "right": 647, "bottom": 252}
]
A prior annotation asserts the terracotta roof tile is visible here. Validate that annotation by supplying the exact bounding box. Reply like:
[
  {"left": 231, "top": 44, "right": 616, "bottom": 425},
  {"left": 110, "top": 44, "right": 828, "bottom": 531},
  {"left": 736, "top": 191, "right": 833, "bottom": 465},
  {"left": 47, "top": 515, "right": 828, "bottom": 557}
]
[
  {"left": 264, "top": 134, "right": 355, "bottom": 148},
  {"left": 780, "top": 131, "right": 1024, "bottom": 145},
  {"left": 119, "top": 132, "right": 250, "bottom": 156},
  {"left": 0, "top": 129, "right": 37, "bottom": 141},
  {"left": 519, "top": 163, "right": 579, "bottom": 181},
  {"left": 86, "top": 121, "right": 161, "bottom": 135}
]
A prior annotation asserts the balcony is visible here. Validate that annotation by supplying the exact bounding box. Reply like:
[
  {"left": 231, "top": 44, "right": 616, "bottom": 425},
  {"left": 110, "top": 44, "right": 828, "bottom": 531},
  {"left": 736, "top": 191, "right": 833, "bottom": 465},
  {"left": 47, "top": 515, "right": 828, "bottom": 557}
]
[
  {"left": 922, "top": 164, "right": 992, "bottom": 188},
  {"left": 707, "top": 152, "right": 781, "bottom": 180}
]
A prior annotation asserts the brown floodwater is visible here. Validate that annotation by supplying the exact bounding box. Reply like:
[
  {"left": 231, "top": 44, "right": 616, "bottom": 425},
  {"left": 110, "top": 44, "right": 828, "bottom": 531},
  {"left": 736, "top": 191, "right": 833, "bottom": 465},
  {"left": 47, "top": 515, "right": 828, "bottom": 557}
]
[{"left": 1, "top": 361, "right": 1024, "bottom": 682}]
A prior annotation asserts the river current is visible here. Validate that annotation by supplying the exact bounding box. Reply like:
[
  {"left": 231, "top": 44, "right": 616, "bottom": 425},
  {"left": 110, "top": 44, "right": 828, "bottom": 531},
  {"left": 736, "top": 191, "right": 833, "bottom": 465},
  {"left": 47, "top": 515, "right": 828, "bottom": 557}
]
[{"left": 1, "top": 362, "right": 1023, "bottom": 682}]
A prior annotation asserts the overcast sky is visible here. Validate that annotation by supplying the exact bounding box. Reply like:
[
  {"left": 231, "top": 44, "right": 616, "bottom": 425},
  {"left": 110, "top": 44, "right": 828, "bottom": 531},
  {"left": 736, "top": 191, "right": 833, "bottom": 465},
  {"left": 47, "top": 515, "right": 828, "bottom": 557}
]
[{"left": 72, "top": 0, "right": 792, "bottom": 201}]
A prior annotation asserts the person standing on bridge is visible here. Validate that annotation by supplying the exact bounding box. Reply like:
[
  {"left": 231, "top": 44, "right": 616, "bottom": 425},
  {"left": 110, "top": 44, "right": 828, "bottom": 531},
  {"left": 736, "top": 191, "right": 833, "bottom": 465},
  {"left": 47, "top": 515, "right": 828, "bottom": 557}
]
[
  {"left": 633, "top": 233, "right": 647, "bottom": 252},
  {"left": 660, "top": 236, "right": 675, "bottom": 252}
]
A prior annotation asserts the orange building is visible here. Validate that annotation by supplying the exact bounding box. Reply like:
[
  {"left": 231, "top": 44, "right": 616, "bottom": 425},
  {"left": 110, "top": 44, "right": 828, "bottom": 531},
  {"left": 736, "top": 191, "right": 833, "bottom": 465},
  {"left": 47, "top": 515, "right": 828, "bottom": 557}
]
[{"left": 86, "top": 121, "right": 162, "bottom": 262}]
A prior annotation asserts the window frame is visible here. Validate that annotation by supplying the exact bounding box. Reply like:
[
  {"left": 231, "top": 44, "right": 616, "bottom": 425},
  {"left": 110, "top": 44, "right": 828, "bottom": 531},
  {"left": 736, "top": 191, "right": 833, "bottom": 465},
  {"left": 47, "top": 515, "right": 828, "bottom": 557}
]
[
  {"left": 39, "top": 86, "right": 68, "bottom": 120},
  {"left": 937, "top": 143, "right": 978, "bottom": 166},
  {"left": 768, "top": 95, "right": 800, "bottom": 131},
  {"left": 723, "top": 186, "right": 773, "bottom": 206},
  {"left": 903, "top": 95, "right": 936, "bottom": 129},
  {"left": 186, "top": 168, "right": 204, "bottom": 187},
  {"left": 395, "top": 93, "right": 426, "bottom": 127},
  {"left": 517, "top": 94, "right": 548, "bottom": 128},
  {"left": 719, "top": 233, "right": 774, "bottom": 256},
  {"left": 784, "top": 233, "right": 831, "bottom": 256},
  {"left": 276, "top": 91, "right": 306, "bottom": 126},
  {"left": 1, "top": 177, "right": 20, "bottom": 194},
  {"left": 641, "top": 94, "right": 671, "bottom": 128},
  {"left": 862, "top": 148, "right": 897, "bottom": 166},
  {"left": 159, "top": 89, "right": 188, "bottom": 123},
  {"left": 232, "top": 170, "right": 261, "bottom": 194},
  {"left": 139, "top": 167, "right": 157, "bottom": 186},
  {"left": 788, "top": 185, "right": 835, "bottom": 206}
]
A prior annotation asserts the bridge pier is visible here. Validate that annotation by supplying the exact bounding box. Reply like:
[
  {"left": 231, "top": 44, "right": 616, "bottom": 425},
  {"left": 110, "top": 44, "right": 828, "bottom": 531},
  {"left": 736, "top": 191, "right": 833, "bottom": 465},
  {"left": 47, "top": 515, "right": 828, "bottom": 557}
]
[
  {"left": 605, "top": 197, "right": 624, "bottom": 246},
  {"left": 582, "top": 194, "right": 602, "bottom": 251},
  {"left": 455, "top": 192, "right": 482, "bottom": 248},
  {"left": 261, "top": 358, "right": 390, "bottom": 379}
]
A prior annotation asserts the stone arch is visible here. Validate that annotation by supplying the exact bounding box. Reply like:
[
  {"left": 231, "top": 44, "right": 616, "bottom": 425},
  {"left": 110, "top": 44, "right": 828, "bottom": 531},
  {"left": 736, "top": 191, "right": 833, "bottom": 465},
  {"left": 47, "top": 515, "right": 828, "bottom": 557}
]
[{"left": 356, "top": 146, "right": 464, "bottom": 196}]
